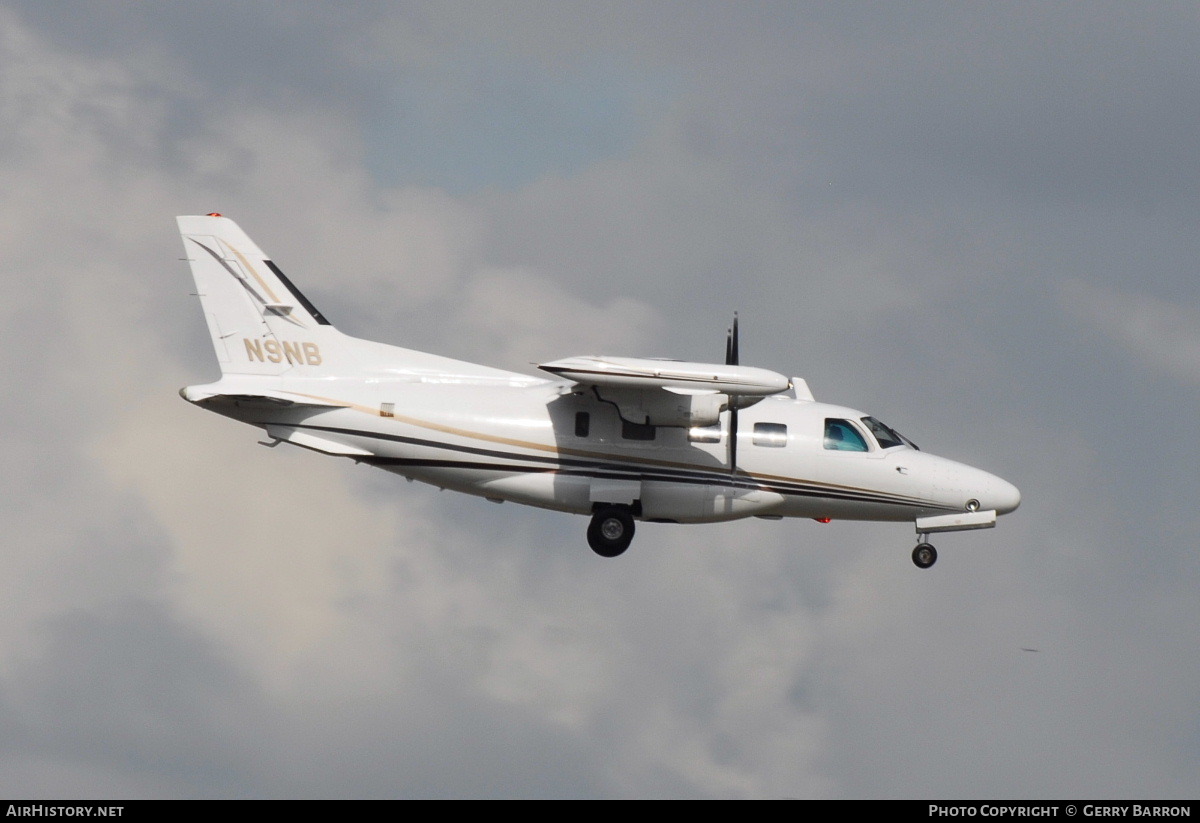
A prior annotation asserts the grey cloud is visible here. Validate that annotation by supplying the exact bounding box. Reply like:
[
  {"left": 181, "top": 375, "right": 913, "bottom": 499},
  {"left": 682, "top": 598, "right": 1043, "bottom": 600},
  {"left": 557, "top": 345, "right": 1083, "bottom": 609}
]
[{"left": 1, "top": 1, "right": 1198, "bottom": 799}]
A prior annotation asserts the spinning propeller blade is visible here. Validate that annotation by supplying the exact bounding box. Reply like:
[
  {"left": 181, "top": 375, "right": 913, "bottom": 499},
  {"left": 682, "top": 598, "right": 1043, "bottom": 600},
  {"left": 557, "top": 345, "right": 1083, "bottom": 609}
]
[{"left": 727, "top": 313, "right": 739, "bottom": 473}]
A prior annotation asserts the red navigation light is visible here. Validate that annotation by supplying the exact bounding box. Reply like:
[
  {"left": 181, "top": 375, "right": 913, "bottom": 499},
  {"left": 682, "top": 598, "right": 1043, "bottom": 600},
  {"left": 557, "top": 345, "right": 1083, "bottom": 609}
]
[{"left": 814, "top": 517, "right": 832, "bottom": 524}]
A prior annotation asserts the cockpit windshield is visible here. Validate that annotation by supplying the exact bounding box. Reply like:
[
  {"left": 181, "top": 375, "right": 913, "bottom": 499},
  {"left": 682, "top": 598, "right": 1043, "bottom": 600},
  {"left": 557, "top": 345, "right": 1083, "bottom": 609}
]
[{"left": 861, "top": 416, "right": 918, "bottom": 450}]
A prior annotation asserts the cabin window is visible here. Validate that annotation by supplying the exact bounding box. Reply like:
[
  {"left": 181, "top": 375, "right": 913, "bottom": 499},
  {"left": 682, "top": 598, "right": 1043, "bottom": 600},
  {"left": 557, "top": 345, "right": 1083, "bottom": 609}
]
[
  {"left": 621, "top": 418, "right": 656, "bottom": 441},
  {"left": 752, "top": 422, "right": 788, "bottom": 447},
  {"left": 575, "top": 412, "right": 590, "bottom": 438},
  {"left": 824, "top": 419, "right": 868, "bottom": 452},
  {"left": 380, "top": 402, "right": 395, "bottom": 418},
  {"left": 688, "top": 423, "right": 723, "bottom": 444}
]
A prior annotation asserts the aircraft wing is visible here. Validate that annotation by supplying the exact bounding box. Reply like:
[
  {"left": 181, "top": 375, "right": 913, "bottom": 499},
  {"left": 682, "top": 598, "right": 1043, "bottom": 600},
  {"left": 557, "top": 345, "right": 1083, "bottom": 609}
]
[
  {"left": 538, "top": 356, "right": 790, "bottom": 395},
  {"left": 537, "top": 355, "right": 792, "bottom": 427}
]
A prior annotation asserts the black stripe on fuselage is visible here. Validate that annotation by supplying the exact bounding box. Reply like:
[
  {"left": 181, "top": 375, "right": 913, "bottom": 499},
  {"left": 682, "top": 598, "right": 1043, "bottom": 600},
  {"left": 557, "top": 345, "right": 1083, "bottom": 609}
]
[
  {"left": 277, "top": 422, "right": 952, "bottom": 511},
  {"left": 362, "top": 456, "right": 942, "bottom": 509}
]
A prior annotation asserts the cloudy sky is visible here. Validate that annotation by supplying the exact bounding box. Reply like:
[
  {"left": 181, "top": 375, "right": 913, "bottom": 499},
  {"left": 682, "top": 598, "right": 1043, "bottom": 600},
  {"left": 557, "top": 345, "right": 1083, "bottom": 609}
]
[{"left": 1, "top": 1, "right": 1197, "bottom": 798}]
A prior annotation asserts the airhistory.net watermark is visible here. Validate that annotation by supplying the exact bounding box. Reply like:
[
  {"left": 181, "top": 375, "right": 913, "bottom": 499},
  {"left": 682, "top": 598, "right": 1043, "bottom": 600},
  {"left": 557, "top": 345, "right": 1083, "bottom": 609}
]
[{"left": 5, "top": 807, "right": 123, "bottom": 817}]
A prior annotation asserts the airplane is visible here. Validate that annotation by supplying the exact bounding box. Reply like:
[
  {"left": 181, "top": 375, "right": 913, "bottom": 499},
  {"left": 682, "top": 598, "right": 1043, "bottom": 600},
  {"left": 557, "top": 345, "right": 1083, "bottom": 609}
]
[{"left": 176, "top": 213, "right": 1020, "bottom": 568}]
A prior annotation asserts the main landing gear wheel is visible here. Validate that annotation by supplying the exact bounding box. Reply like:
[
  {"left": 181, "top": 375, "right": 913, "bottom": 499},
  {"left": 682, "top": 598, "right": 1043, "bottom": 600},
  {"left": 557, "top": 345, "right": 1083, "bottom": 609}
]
[
  {"left": 588, "top": 506, "right": 635, "bottom": 558},
  {"left": 912, "top": 542, "right": 938, "bottom": 569}
]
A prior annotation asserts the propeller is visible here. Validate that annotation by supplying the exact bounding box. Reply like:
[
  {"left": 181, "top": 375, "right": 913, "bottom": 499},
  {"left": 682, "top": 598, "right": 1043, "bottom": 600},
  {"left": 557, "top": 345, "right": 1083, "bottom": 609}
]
[{"left": 726, "top": 313, "right": 739, "bottom": 474}]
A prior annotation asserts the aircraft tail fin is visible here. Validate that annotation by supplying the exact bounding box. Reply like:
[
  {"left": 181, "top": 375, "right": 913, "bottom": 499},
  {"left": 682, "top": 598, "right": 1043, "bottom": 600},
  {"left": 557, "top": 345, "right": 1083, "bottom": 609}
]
[
  {"left": 179, "top": 213, "right": 539, "bottom": 386},
  {"left": 177, "top": 213, "right": 344, "bottom": 376}
]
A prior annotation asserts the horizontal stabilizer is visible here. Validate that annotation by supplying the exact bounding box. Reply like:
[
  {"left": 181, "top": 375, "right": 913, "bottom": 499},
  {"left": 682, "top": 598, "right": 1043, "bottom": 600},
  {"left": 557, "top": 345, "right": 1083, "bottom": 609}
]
[{"left": 179, "top": 384, "right": 344, "bottom": 408}]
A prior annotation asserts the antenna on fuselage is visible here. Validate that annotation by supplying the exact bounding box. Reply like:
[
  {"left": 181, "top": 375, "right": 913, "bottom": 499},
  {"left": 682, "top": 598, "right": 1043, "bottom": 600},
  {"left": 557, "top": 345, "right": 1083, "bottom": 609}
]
[{"left": 726, "top": 313, "right": 739, "bottom": 474}]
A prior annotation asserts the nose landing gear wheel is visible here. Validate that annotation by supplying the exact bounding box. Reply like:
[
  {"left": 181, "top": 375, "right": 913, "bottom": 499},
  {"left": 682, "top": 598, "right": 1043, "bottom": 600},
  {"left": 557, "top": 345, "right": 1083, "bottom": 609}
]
[
  {"left": 588, "top": 506, "right": 635, "bottom": 558},
  {"left": 912, "top": 542, "right": 937, "bottom": 569}
]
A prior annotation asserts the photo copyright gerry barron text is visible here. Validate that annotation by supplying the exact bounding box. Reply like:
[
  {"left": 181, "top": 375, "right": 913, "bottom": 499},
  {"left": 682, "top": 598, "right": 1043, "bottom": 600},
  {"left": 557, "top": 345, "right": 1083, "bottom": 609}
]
[{"left": 930, "top": 807, "right": 1192, "bottom": 818}]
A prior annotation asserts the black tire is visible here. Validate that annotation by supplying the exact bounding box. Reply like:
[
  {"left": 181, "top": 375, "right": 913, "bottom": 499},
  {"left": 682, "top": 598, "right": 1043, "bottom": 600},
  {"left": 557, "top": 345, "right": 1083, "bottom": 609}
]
[
  {"left": 587, "top": 507, "right": 635, "bottom": 558},
  {"left": 912, "top": 543, "right": 938, "bottom": 569}
]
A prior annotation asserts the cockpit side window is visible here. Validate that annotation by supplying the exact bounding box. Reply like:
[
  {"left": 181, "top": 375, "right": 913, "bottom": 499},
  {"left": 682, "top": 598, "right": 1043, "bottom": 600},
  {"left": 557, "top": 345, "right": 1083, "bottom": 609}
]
[{"left": 824, "top": 419, "right": 869, "bottom": 452}]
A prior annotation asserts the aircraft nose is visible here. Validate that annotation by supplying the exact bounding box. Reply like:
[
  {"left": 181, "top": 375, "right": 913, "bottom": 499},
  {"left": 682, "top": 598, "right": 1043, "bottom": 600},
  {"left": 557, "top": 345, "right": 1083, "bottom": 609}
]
[{"left": 988, "top": 476, "right": 1021, "bottom": 515}]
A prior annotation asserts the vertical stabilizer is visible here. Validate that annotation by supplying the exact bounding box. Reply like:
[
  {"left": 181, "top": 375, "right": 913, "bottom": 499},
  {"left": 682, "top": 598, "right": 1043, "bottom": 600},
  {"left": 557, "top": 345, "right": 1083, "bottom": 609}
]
[{"left": 177, "top": 214, "right": 344, "bottom": 376}]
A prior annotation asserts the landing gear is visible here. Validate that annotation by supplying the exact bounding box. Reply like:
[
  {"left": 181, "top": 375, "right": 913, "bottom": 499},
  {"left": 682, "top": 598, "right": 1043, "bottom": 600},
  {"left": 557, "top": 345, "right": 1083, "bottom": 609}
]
[
  {"left": 588, "top": 506, "right": 635, "bottom": 558},
  {"left": 912, "top": 542, "right": 938, "bottom": 569}
]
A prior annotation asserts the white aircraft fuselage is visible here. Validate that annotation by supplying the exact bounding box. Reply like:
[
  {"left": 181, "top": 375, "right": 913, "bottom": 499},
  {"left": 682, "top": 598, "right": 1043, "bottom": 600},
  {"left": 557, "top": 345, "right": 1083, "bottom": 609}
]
[{"left": 178, "top": 214, "right": 1019, "bottom": 566}]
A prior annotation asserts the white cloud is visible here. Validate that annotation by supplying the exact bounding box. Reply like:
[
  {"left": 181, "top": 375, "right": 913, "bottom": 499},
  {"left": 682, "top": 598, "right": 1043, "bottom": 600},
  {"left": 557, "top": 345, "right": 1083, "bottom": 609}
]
[{"left": 448, "top": 265, "right": 658, "bottom": 368}]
